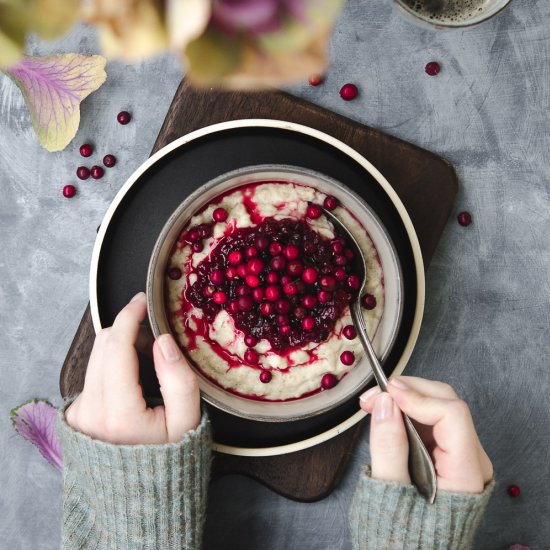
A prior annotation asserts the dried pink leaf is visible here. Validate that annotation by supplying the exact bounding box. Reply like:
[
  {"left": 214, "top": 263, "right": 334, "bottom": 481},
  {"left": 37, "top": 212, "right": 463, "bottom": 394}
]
[
  {"left": 11, "top": 399, "right": 62, "bottom": 471},
  {"left": 4, "top": 54, "right": 106, "bottom": 151}
]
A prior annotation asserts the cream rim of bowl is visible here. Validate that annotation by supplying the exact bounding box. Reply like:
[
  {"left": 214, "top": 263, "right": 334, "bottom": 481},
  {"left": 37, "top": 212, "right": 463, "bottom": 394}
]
[{"left": 89, "top": 119, "right": 425, "bottom": 457}]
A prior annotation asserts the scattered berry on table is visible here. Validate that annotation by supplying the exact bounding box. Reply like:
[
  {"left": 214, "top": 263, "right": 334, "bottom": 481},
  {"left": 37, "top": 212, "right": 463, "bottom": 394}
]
[
  {"left": 308, "top": 74, "right": 324, "bottom": 86},
  {"left": 340, "top": 83, "right": 359, "bottom": 101},
  {"left": 103, "top": 154, "right": 117, "bottom": 168},
  {"left": 79, "top": 144, "right": 93, "bottom": 157},
  {"left": 507, "top": 484, "right": 521, "bottom": 498},
  {"left": 90, "top": 165, "right": 104, "bottom": 179},
  {"left": 76, "top": 166, "right": 90, "bottom": 180},
  {"left": 62, "top": 185, "right": 76, "bottom": 198},
  {"left": 117, "top": 111, "right": 132, "bottom": 125},
  {"left": 425, "top": 61, "right": 441, "bottom": 76},
  {"left": 457, "top": 211, "right": 472, "bottom": 226}
]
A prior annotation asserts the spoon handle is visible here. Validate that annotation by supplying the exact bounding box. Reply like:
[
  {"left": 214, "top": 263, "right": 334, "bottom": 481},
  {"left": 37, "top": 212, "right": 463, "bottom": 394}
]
[
  {"left": 351, "top": 301, "right": 437, "bottom": 503},
  {"left": 351, "top": 300, "right": 389, "bottom": 392}
]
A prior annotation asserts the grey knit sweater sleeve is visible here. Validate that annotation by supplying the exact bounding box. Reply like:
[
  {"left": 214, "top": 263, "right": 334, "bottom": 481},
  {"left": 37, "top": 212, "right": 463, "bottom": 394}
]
[
  {"left": 349, "top": 466, "right": 495, "bottom": 550},
  {"left": 58, "top": 405, "right": 492, "bottom": 550},
  {"left": 57, "top": 407, "right": 212, "bottom": 550}
]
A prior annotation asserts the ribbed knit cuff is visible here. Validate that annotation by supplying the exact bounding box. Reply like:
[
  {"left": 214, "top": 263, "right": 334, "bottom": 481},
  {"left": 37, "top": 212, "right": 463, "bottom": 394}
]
[
  {"left": 57, "top": 404, "right": 212, "bottom": 550},
  {"left": 349, "top": 466, "right": 495, "bottom": 550}
]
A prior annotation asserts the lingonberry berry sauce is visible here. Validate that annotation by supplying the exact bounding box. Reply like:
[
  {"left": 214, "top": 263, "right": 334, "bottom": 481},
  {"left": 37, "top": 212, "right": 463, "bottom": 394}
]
[{"left": 186, "top": 218, "right": 360, "bottom": 352}]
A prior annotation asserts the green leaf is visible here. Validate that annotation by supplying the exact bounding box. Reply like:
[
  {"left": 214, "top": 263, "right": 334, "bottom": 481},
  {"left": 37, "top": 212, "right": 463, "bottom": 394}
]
[
  {"left": 0, "top": 29, "right": 24, "bottom": 68},
  {"left": 185, "top": 28, "right": 243, "bottom": 86},
  {"left": 0, "top": 0, "right": 80, "bottom": 67}
]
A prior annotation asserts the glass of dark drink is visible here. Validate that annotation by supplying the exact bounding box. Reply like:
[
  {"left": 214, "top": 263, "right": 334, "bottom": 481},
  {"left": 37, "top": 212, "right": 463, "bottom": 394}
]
[{"left": 394, "top": 0, "right": 512, "bottom": 28}]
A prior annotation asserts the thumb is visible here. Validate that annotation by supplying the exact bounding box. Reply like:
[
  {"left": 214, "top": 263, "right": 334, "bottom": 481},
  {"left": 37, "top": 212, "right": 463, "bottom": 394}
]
[
  {"left": 369, "top": 393, "right": 411, "bottom": 484},
  {"left": 153, "top": 334, "right": 201, "bottom": 442}
]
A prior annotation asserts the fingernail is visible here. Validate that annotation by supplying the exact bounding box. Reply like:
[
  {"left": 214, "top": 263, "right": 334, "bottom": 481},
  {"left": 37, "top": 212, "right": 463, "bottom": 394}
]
[
  {"left": 390, "top": 377, "right": 409, "bottom": 390},
  {"left": 131, "top": 291, "right": 145, "bottom": 303},
  {"left": 373, "top": 393, "right": 394, "bottom": 421},
  {"left": 158, "top": 334, "right": 181, "bottom": 363},
  {"left": 359, "top": 386, "right": 380, "bottom": 403}
]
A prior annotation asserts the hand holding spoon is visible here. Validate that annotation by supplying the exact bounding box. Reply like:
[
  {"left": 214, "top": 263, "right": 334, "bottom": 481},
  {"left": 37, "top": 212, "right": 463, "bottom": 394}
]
[{"left": 322, "top": 207, "right": 437, "bottom": 503}]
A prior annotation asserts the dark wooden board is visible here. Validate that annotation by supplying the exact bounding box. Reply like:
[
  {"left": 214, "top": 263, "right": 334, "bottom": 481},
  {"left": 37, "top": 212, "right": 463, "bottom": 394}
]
[{"left": 60, "top": 80, "right": 457, "bottom": 502}]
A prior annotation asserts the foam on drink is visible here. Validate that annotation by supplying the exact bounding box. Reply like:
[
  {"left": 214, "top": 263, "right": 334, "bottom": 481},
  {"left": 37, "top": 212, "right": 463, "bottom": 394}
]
[{"left": 401, "top": 0, "right": 494, "bottom": 24}]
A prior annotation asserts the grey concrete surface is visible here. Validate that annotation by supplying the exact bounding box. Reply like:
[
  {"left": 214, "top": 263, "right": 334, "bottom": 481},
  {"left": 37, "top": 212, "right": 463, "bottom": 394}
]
[{"left": 1, "top": 1, "right": 548, "bottom": 549}]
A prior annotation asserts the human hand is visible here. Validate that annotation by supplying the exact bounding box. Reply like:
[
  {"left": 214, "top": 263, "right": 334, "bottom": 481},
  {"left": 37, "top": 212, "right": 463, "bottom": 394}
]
[
  {"left": 66, "top": 292, "right": 200, "bottom": 445},
  {"left": 359, "top": 376, "right": 493, "bottom": 494}
]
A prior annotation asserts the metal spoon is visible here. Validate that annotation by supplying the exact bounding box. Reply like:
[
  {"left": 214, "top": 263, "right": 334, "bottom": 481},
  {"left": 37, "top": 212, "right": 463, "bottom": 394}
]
[{"left": 322, "top": 207, "right": 437, "bottom": 503}]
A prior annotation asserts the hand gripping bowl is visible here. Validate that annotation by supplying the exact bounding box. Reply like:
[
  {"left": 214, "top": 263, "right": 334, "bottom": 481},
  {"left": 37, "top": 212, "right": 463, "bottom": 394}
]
[{"left": 147, "top": 165, "right": 404, "bottom": 422}]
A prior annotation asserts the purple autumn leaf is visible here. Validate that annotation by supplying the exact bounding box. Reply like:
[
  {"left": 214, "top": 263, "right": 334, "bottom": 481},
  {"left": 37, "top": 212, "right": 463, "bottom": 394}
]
[
  {"left": 4, "top": 54, "right": 106, "bottom": 152},
  {"left": 11, "top": 399, "right": 62, "bottom": 471}
]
